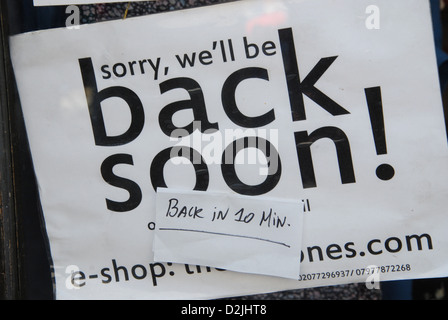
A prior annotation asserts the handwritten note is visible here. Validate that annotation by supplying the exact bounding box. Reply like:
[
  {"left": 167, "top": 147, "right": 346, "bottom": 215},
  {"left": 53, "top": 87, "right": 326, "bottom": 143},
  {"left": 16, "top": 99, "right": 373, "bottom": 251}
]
[{"left": 153, "top": 188, "right": 303, "bottom": 279}]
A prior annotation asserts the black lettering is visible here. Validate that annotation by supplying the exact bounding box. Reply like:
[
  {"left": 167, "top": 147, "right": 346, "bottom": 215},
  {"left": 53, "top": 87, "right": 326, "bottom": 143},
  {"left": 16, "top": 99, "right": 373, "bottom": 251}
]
[
  {"left": 149, "top": 263, "right": 166, "bottom": 286},
  {"left": 101, "top": 65, "right": 111, "bottom": 79},
  {"left": 262, "top": 41, "right": 276, "bottom": 56},
  {"left": 184, "top": 264, "right": 195, "bottom": 274},
  {"left": 175, "top": 53, "right": 196, "bottom": 68},
  {"left": 278, "top": 28, "right": 349, "bottom": 121},
  {"left": 326, "top": 244, "right": 343, "bottom": 260},
  {"left": 405, "top": 234, "right": 433, "bottom": 251},
  {"left": 243, "top": 37, "right": 259, "bottom": 59},
  {"left": 148, "top": 58, "right": 160, "bottom": 80},
  {"left": 385, "top": 237, "right": 402, "bottom": 253},
  {"left": 294, "top": 127, "right": 355, "bottom": 189},
  {"left": 199, "top": 51, "right": 213, "bottom": 65},
  {"left": 159, "top": 77, "right": 219, "bottom": 137},
  {"left": 71, "top": 271, "right": 86, "bottom": 288},
  {"left": 138, "top": 59, "right": 148, "bottom": 74},
  {"left": 222, "top": 67, "right": 275, "bottom": 128},
  {"left": 79, "top": 57, "right": 145, "bottom": 146},
  {"left": 259, "top": 209, "right": 272, "bottom": 227},
  {"left": 100, "top": 154, "right": 142, "bottom": 212},
  {"left": 131, "top": 265, "right": 148, "bottom": 280},
  {"left": 100, "top": 267, "right": 112, "bottom": 284},
  {"left": 179, "top": 206, "right": 188, "bottom": 218},
  {"left": 367, "top": 239, "right": 382, "bottom": 255},
  {"left": 112, "top": 259, "right": 129, "bottom": 282},
  {"left": 113, "top": 63, "right": 127, "bottom": 78},
  {"left": 344, "top": 242, "right": 357, "bottom": 258},
  {"left": 150, "top": 146, "right": 209, "bottom": 191},
  {"left": 128, "top": 61, "right": 137, "bottom": 76},
  {"left": 221, "top": 137, "right": 281, "bottom": 196},
  {"left": 307, "top": 246, "right": 324, "bottom": 262},
  {"left": 166, "top": 198, "right": 179, "bottom": 217}
]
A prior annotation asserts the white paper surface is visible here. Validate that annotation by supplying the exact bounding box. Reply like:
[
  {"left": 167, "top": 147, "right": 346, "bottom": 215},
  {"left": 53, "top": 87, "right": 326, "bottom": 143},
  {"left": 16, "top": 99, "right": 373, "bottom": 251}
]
[
  {"left": 9, "top": 0, "right": 448, "bottom": 299},
  {"left": 154, "top": 188, "right": 303, "bottom": 279}
]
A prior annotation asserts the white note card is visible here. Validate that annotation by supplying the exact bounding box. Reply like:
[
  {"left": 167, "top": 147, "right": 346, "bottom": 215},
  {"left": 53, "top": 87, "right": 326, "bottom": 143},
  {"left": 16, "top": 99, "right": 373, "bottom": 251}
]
[{"left": 153, "top": 188, "right": 304, "bottom": 279}]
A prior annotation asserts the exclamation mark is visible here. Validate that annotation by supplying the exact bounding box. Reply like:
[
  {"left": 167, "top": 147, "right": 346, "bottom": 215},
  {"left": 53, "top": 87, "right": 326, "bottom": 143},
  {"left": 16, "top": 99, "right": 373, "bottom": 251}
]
[{"left": 365, "top": 86, "right": 395, "bottom": 181}]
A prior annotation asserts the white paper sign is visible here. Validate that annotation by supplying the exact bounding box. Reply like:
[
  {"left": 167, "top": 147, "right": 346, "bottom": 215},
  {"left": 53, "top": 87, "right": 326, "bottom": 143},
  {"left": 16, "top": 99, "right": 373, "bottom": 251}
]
[
  {"left": 9, "top": 0, "right": 448, "bottom": 299},
  {"left": 154, "top": 188, "right": 303, "bottom": 279}
]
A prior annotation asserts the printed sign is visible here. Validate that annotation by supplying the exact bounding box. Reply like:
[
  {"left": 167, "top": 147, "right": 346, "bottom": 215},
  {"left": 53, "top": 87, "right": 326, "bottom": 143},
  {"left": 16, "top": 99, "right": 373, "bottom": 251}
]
[{"left": 10, "top": 0, "right": 448, "bottom": 299}]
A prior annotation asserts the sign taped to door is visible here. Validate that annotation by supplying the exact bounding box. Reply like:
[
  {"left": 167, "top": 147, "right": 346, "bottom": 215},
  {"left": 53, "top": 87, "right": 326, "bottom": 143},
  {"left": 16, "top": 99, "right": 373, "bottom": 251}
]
[{"left": 10, "top": 0, "right": 448, "bottom": 299}]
